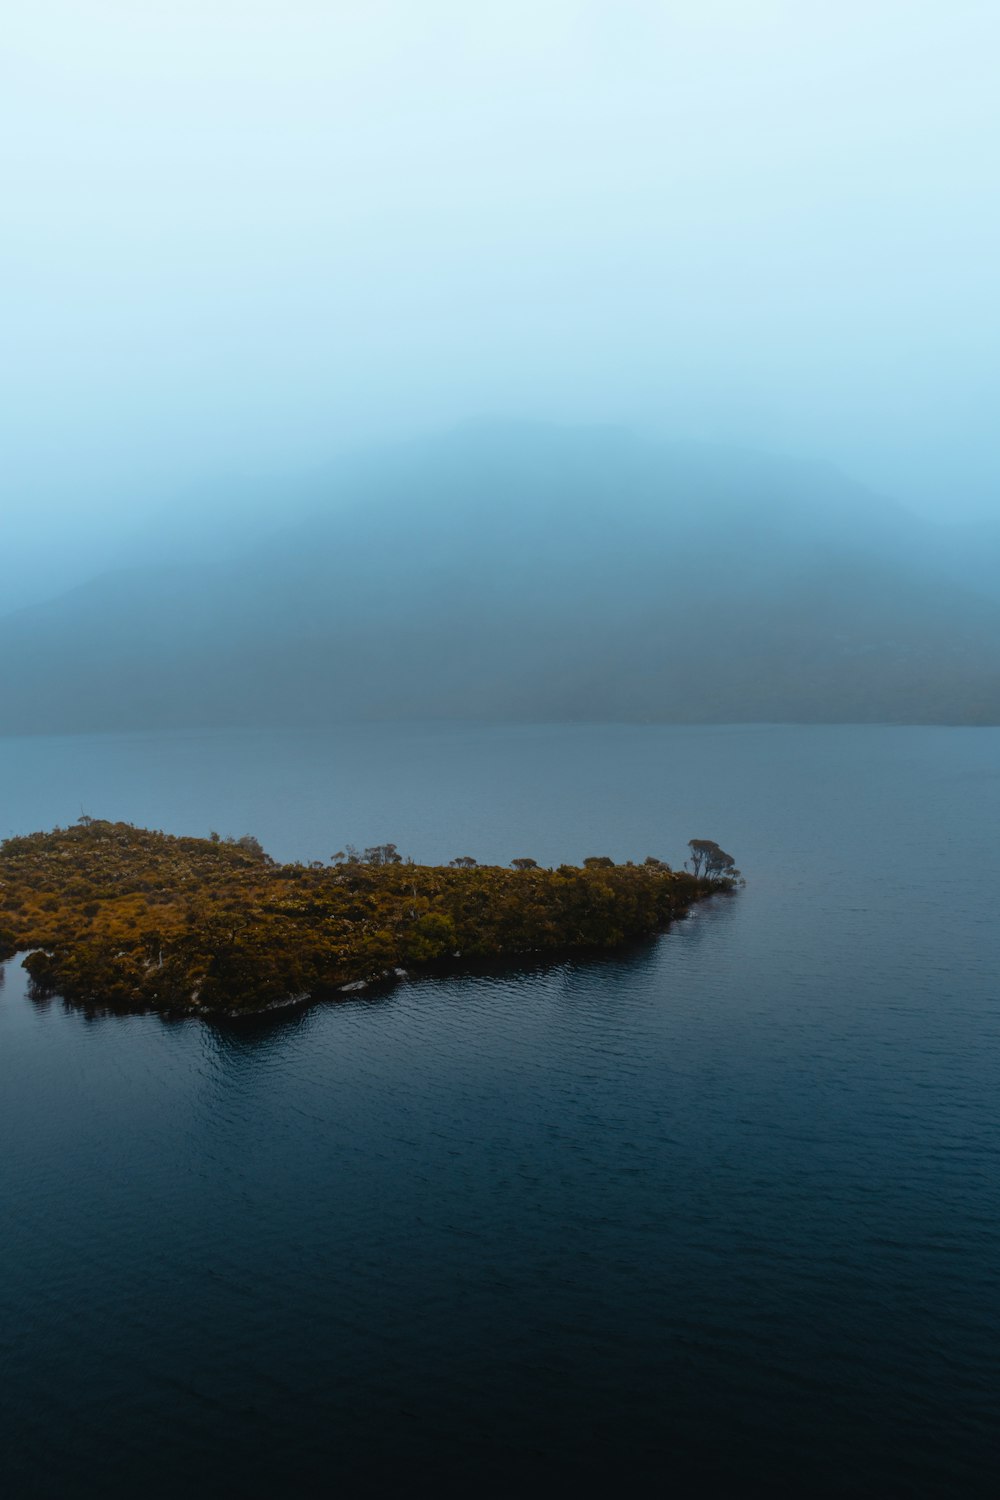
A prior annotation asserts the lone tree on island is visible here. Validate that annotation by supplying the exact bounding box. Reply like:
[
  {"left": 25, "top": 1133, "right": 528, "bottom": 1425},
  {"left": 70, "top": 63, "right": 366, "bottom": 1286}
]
[{"left": 686, "top": 839, "right": 738, "bottom": 881}]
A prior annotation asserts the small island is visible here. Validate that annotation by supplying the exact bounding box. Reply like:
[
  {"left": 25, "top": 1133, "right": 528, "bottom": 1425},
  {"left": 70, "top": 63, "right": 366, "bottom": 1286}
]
[{"left": 0, "top": 821, "right": 740, "bottom": 1015}]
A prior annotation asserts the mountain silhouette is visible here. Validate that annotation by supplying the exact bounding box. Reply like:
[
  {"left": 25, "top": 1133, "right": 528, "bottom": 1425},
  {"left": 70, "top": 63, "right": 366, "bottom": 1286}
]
[{"left": 2, "top": 423, "right": 998, "bottom": 731}]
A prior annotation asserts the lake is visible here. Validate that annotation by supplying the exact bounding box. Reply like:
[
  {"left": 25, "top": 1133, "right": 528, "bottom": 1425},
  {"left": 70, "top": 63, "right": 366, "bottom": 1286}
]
[{"left": 2, "top": 723, "right": 999, "bottom": 1496}]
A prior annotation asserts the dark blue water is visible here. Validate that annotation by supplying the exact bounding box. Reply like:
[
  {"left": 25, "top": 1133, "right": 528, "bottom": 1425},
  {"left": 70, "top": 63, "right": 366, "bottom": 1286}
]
[{"left": 2, "top": 724, "right": 999, "bottom": 1496}]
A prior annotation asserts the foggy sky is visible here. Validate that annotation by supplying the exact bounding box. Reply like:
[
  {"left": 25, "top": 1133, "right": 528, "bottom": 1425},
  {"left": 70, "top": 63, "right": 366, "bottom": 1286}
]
[{"left": 4, "top": 1, "right": 999, "bottom": 610}]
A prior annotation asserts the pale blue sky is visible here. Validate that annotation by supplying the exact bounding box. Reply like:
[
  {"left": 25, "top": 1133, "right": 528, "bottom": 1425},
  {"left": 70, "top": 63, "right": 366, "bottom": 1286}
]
[{"left": 3, "top": 1, "right": 999, "bottom": 599}]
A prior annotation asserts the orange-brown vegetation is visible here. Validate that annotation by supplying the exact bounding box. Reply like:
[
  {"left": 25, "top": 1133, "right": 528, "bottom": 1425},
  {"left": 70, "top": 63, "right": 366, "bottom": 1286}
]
[{"left": 0, "top": 820, "right": 736, "bottom": 1014}]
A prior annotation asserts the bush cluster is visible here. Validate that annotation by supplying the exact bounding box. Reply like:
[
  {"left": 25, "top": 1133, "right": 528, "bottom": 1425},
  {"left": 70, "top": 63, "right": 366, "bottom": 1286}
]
[{"left": 0, "top": 820, "right": 735, "bottom": 1014}]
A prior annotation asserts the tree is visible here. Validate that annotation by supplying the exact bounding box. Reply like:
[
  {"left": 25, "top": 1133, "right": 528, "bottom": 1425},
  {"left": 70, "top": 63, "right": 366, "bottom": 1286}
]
[
  {"left": 511, "top": 857, "right": 538, "bottom": 871},
  {"left": 364, "top": 843, "right": 402, "bottom": 866},
  {"left": 450, "top": 856, "right": 478, "bottom": 868},
  {"left": 583, "top": 856, "right": 615, "bottom": 868},
  {"left": 686, "top": 839, "right": 738, "bottom": 880}
]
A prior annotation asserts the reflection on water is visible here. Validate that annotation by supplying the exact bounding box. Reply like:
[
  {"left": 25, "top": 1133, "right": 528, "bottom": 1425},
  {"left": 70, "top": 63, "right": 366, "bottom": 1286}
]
[{"left": 2, "top": 724, "right": 1000, "bottom": 1496}]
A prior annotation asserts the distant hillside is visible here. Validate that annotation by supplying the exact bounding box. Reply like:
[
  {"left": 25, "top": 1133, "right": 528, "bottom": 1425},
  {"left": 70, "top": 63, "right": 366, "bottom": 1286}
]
[{"left": 2, "top": 423, "right": 998, "bottom": 731}]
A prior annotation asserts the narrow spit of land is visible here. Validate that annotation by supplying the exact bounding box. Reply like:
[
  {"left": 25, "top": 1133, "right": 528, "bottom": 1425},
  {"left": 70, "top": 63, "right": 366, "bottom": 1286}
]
[{"left": 0, "top": 821, "right": 738, "bottom": 1015}]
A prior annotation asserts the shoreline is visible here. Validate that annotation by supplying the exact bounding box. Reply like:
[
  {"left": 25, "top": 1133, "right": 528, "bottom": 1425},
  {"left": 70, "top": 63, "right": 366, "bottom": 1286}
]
[{"left": 1, "top": 821, "right": 737, "bottom": 1018}]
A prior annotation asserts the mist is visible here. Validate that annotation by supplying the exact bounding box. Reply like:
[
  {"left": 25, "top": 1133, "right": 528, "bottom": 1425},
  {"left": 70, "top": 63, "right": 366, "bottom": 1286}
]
[
  {"left": 6, "top": 6, "right": 1000, "bottom": 568},
  {"left": 6, "top": 13, "right": 1000, "bottom": 1488},
  {"left": 3, "top": 3, "right": 1000, "bottom": 718}
]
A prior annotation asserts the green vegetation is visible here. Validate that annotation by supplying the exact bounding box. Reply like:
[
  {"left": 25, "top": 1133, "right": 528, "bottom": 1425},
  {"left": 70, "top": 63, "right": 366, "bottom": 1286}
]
[{"left": 0, "top": 820, "right": 739, "bottom": 1015}]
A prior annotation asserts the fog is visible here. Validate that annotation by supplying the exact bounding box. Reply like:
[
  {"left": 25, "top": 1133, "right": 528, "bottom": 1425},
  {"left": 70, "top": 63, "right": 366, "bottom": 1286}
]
[{"left": 3, "top": 4, "right": 999, "bottom": 712}]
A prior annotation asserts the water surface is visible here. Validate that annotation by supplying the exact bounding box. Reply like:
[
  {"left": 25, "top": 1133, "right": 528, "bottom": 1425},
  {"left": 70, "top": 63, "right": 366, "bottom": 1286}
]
[{"left": 2, "top": 724, "right": 999, "bottom": 1495}]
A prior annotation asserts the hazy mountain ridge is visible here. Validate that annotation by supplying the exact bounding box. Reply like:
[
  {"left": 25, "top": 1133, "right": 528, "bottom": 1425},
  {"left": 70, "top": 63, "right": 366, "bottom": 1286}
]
[{"left": 2, "top": 425, "right": 998, "bottom": 732}]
